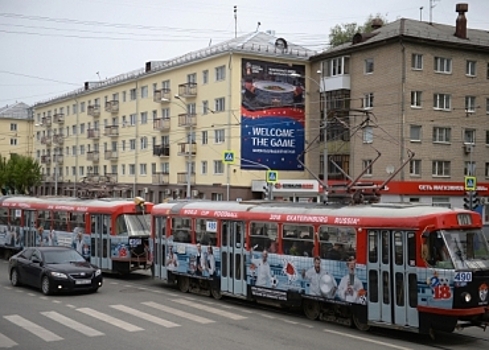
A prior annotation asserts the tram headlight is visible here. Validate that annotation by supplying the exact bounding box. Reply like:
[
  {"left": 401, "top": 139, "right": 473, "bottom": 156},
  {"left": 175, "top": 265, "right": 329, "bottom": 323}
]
[{"left": 461, "top": 292, "right": 472, "bottom": 303}]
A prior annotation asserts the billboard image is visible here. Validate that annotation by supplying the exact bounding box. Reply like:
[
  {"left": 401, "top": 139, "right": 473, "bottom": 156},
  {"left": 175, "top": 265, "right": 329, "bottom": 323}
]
[{"left": 241, "top": 59, "right": 305, "bottom": 171}]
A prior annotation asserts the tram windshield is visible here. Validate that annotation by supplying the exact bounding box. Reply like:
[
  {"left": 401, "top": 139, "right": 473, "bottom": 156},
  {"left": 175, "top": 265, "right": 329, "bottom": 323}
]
[
  {"left": 440, "top": 229, "right": 489, "bottom": 269},
  {"left": 115, "top": 214, "right": 151, "bottom": 236}
]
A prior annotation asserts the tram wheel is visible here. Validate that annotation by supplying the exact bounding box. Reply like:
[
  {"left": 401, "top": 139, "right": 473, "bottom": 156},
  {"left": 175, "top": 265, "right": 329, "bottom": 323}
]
[
  {"left": 303, "top": 299, "right": 320, "bottom": 320},
  {"left": 178, "top": 276, "right": 190, "bottom": 293},
  {"left": 352, "top": 314, "right": 370, "bottom": 331},
  {"left": 211, "top": 287, "right": 222, "bottom": 300}
]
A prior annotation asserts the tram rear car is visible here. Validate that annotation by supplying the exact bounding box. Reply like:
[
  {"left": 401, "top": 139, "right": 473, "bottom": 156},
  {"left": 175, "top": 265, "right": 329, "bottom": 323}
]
[{"left": 150, "top": 200, "right": 489, "bottom": 334}]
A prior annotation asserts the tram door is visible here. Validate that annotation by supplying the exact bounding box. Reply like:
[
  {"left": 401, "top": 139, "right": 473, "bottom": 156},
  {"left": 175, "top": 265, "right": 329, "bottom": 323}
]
[
  {"left": 154, "top": 216, "right": 167, "bottom": 280},
  {"left": 23, "top": 210, "right": 37, "bottom": 247},
  {"left": 367, "top": 230, "right": 419, "bottom": 328},
  {"left": 220, "top": 221, "right": 246, "bottom": 297},
  {"left": 90, "top": 214, "right": 112, "bottom": 270}
]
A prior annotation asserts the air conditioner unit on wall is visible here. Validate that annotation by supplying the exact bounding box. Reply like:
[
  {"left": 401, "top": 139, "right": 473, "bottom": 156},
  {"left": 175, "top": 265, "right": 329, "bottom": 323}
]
[{"left": 464, "top": 144, "right": 474, "bottom": 154}]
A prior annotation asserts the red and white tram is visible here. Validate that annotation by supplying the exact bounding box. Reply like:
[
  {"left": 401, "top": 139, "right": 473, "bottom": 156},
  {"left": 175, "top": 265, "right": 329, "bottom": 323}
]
[
  {"left": 0, "top": 196, "right": 153, "bottom": 274},
  {"left": 151, "top": 200, "right": 489, "bottom": 334}
]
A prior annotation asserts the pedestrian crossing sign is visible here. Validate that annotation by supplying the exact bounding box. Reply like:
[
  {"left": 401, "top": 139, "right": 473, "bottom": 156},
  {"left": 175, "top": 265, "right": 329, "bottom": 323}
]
[
  {"left": 465, "top": 176, "right": 476, "bottom": 191},
  {"left": 223, "top": 151, "right": 235, "bottom": 164},
  {"left": 266, "top": 170, "right": 278, "bottom": 184}
]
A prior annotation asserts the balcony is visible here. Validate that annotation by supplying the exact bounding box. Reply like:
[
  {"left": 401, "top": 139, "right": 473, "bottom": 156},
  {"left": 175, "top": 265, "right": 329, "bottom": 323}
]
[
  {"left": 104, "top": 125, "right": 119, "bottom": 137},
  {"left": 53, "top": 134, "right": 64, "bottom": 145},
  {"left": 53, "top": 113, "right": 64, "bottom": 124},
  {"left": 88, "top": 105, "right": 101, "bottom": 117},
  {"left": 41, "top": 155, "right": 51, "bottom": 164},
  {"left": 178, "top": 83, "right": 197, "bottom": 97},
  {"left": 86, "top": 151, "right": 100, "bottom": 162},
  {"left": 177, "top": 113, "right": 196, "bottom": 128},
  {"left": 104, "top": 150, "right": 118, "bottom": 161},
  {"left": 105, "top": 100, "right": 119, "bottom": 114},
  {"left": 153, "top": 144, "right": 170, "bottom": 157},
  {"left": 153, "top": 88, "right": 172, "bottom": 103},
  {"left": 177, "top": 172, "right": 195, "bottom": 184},
  {"left": 87, "top": 128, "right": 100, "bottom": 140},
  {"left": 177, "top": 142, "right": 196, "bottom": 156},
  {"left": 40, "top": 136, "right": 52, "bottom": 146},
  {"left": 153, "top": 118, "right": 171, "bottom": 132},
  {"left": 53, "top": 154, "right": 64, "bottom": 164},
  {"left": 152, "top": 172, "right": 169, "bottom": 185},
  {"left": 42, "top": 174, "right": 54, "bottom": 182},
  {"left": 41, "top": 117, "right": 52, "bottom": 127},
  {"left": 104, "top": 173, "right": 118, "bottom": 183}
]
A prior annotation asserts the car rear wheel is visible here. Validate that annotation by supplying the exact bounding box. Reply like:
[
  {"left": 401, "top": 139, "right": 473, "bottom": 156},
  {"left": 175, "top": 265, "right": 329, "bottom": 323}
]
[
  {"left": 41, "top": 276, "right": 52, "bottom": 295},
  {"left": 10, "top": 268, "right": 21, "bottom": 287}
]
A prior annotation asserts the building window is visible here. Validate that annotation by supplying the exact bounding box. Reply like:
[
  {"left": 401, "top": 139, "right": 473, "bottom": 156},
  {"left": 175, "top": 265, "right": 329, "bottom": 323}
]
[
  {"left": 202, "top": 70, "right": 209, "bottom": 84},
  {"left": 140, "top": 112, "right": 148, "bottom": 124},
  {"left": 202, "top": 131, "right": 208, "bottom": 145},
  {"left": 213, "top": 160, "right": 224, "bottom": 174},
  {"left": 130, "top": 114, "right": 137, "bottom": 125},
  {"left": 410, "top": 125, "right": 421, "bottom": 142},
  {"left": 434, "top": 57, "right": 452, "bottom": 73},
  {"left": 365, "top": 58, "right": 374, "bottom": 74},
  {"left": 10, "top": 123, "right": 17, "bottom": 131},
  {"left": 485, "top": 162, "right": 489, "bottom": 178},
  {"left": 465, "top": 96, "right": 476, "bottom": 113},
  {"left": 215, "top": 97, "right": 225, "bottom": 112},
  {"left": 410, "top": 91, "right": 422, "bottom": 107},
  {"left": 201, "top": 161, "right": 207, "bottom": 175},
  {"left": 464, "top": 128, "right": 475, "bottom": 144},
  {"left": 202, "top": 100, "right": 209, "bottom": 115},
  {"left": 322, "top": 56, "right": 350, "bottom": 77},
  {"left": 464, "top": 161, "right": 476, "bottom": 176},
  {"left": 486, "top": 62, "right": 489, "bottom": 79},
  {"left": 140, "top": 163, "right": 147, "bottom": 175},
  {"left": 362, "top": 126, "right": 373, "bottom": 143},
  {"left": 412, "top": 54, "right": 423, "bottom": 70},
  {"left": 214, "top": 129, "right": 225, "bottom": 144},
  {"left": 130, "top": 139, "right": 136, "bottom": 150},
  {"left": 130, "top": 88, "right": 136, "bottom": 100},
  {"left": 433, "top": 127, "right": 451, "bottom": 143},
  {"left": 432, "top": 197, "right": 451, "bottom": 208},
  {"left": 410, "top": 159, "right": 421, "bottom": 176},
  {"left": 362, "top": 93, "right": 374, "bottom": 109},
  {"left": 211, "top": 193, "right": 223, "bottom": 201},
  {"left": 433, "top": 93, "right": 451, "bottom": 111},
  {"left": 466, "top": 60, "right": 476, "bottom": 76},
  {"left": 486, "top": 130, "right": 489, "bottom": 145},
  {"left": 432, "top": 160, "right": 450, "bottom": 177},
  {"left": 10, "top": 139, "right": 17, "bottom": 145},
  {"left": 162, "top": 80, "right": 170, "bottom": 89},
  {"left": 140, "top": 86, "right": 148, "bottom": 98},
  {"left": 486, "top": 98, "right": 489, "bottom": 114},
  {"left": 140, "top": 136, "right": 148, "bottom": 150},
  {"left": 215, "top": 66, "right": 226, "bottom": 81},
  {"left": 187, "top": 73, "right": 197, "bottom": 83},
  {"left": 362, "top": 159, "right": 372, "bottom": 175},
  {"left": 129, "top": 164, "right": 136, "bottom": 176}
]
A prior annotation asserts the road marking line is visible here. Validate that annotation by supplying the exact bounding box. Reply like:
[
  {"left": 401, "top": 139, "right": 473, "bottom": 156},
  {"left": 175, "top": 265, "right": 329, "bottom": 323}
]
[
  {"left": 52, "top": 300, "right": 61, "bottom": 304},
  {"left": 109, "top": 282, "right": 118, "bottom": 285},
  {"left": 283, "top": 319, "right": 298, "bottom": 325},
  {"left": 220, "top": 305, "right": 253, "bottom": 314},
  {"left": 3, "top": 315, "right": 63, "bottom": 342},
  {"left": 299, "top": 323, "right": 314, "bottom": 328},
  {"left": 323, "top": 329, "right": 413, "bottom": 350},
  {"left": 4, "top": 287, "right": 12, "bottom": 290},
  {"left": 110, "top": 305, "right": 180, "bottom": 328},
  {"left": 259, "top": 313, "right": 276, "bottom": 319},
  {"left": 65, "top": 304, "right": 76, "bottom": 309},
  {"left": 15, "top": 290, "right": 23, "bottom": 293},
  {"left": 142, "top": 301, "right": 215, "bottom": 324},
  {"left": 40, "top": 297, "right": 48, "bottom": 300},
  {"left": 171, "top": 299, "right": 247, "bottom": 320},
  {"left": 0, "top": 332, "right": 18, "bottom": 348},
  {"left": 77, "top": 308, "right": 143, "bottom": 332},
  {"left": 27, "top": 293, "right": 36, "bottom": 297},
  {"left": 41, "top": 311, "right": 104, "bottom": 337},
  {"left": 167, "top": 293, "right": 179, "bottom": 297}
]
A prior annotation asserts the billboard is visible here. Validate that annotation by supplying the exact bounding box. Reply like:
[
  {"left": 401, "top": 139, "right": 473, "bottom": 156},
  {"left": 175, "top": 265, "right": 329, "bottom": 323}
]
[{"left": 240, "top": 59, "right": 305, "bottom": 171}]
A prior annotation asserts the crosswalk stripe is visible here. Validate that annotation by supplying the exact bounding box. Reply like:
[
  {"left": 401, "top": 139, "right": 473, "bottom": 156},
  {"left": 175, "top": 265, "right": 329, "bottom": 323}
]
[
  {"left": 110, "top": 305, "right": 180, "bottom": 328},
  {"left": 76, "top": 308, "right": 143, "bottom": 332},
  {"left": 41, "top": 311, "right": 104, "bottom": 337},
  {"left": 3, "top": 315, "right": 63, "bottom": 342},
  {"left": 171, "top": 299, "right": 247, "bottom": 320},
  {"left": 0, "top": 332, "right": 18, "bottom": 348},
  {"left": 142, "top": 301, "right": 215, "bottom": 324}
]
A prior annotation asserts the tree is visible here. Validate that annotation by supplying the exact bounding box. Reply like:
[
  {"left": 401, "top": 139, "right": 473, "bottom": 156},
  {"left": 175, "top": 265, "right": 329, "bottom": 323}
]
[
  {"left": 0, "top": 154, "right": 42, "bottom": 195},
  {"left": 329, "top": 13, "right": 389, "bottom": 47}
]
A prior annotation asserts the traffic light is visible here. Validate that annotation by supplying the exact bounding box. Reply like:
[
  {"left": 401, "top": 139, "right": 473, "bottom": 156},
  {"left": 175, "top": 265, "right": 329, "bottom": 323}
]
[
  {"left": 472, "top": 191, "right": 480, "bottom": 208},
  {"left": 463, "top": 191, "right": 479, "bottom": 210},
  {"left": 262, "top": 184, "right": 273, "bottom": 200}
]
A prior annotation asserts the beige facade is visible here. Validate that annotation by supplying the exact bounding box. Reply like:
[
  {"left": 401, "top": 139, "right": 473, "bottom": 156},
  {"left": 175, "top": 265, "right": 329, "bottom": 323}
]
[
  {"left": 32, "top": 32, "right": 315, "bottom": 202},
  {"left": 0, "top": 103, "right": 33, "bottom": 159}
]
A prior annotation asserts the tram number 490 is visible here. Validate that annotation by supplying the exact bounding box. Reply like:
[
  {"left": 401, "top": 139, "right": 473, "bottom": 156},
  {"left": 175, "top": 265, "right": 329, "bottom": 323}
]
[{"left": 454, "top": 272, "right": 472, "bottom": 282}]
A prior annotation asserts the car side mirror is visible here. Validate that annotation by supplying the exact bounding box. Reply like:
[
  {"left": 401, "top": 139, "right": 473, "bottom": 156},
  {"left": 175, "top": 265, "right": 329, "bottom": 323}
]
[{"left": 32, "top": 258, "right": 42, "bottom": 265}]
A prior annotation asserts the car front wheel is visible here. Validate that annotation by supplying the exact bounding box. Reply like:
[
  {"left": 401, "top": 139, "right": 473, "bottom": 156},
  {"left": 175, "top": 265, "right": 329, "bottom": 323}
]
[
  {"left": 10, "top": 268, "right": 21, "bottom": 287},
  {"left": 41, "top": 276, "right": 52, "bottom": 295}
]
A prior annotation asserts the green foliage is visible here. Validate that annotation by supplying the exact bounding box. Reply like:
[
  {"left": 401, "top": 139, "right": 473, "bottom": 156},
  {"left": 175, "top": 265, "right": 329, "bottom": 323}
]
[
  {"left": 329, "top": 13, "right": 389, "bottom": 47},
  {"left": 0, "top": 154, "right": 42, "bottom": 195}
]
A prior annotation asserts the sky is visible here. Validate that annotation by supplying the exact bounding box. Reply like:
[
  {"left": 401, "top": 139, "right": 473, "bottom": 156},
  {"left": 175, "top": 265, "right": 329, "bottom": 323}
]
[{"left": 1, "top": 0, "right": 488, "bottom": 107}]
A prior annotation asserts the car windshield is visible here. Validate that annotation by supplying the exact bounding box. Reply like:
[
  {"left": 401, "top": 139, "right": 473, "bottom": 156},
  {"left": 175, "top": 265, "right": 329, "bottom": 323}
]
[
  {"left": 442, "top": 229, "right": 489, "bottom": 269},
  {"left": 115, "top": 214, "right": 150, "bottom": 236},
  {"left": 44, "top": 250, "right": 86, "bottom": 264}
]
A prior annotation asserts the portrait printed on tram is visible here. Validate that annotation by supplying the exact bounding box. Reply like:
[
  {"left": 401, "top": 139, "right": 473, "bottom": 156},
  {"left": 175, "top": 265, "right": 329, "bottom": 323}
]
[
  {"left": 204, "top": 246, "right": 216, "bottom": 278},
  {"left": 166, "top": 245, "right": 179, "bottom": 272},
  {"left": 337, "top": 256, "right": 364, "bottom": 303},
  {"left": 251, "top": 249, "right": 273, "bottom": 287},
  {"left": 302, "top": 256, "right": 337, "bottom": 298}
]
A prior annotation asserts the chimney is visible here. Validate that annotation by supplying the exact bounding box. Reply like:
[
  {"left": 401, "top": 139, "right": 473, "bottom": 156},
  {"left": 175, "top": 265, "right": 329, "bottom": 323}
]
[
  {"left": 454, "top": 3, "right": 468, "bottom": 39},
  {"left": 371, "top": 18, "right": 384, "bottom": 30}
]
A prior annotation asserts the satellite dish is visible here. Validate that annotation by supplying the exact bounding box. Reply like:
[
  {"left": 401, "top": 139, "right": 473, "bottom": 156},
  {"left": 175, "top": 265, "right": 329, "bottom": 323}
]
[{"left": 386, "top": 165, "right": 395, "bottom": 174}]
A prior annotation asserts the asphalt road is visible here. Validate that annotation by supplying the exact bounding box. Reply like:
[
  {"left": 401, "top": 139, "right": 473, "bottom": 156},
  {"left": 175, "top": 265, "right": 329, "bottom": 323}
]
[{"left": 0, "top": 260, "right": 488, "bottom": 350}]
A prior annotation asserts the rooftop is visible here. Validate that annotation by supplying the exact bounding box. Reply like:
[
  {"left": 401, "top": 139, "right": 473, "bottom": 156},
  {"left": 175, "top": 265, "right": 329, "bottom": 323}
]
[{"left": 0, "top": 102, "right": 31, "bottom": 120}]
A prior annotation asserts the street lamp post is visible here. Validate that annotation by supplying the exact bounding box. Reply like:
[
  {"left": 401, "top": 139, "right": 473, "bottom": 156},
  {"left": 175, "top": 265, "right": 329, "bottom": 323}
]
[{"left": 174, "top": 95, "right": 192, "bottom": 199}]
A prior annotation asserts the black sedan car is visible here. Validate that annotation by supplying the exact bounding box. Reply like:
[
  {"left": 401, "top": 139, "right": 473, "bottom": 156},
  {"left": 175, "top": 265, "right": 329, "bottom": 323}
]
[{"left": 8, "top": 246, "right": 103, "bottom": 295}]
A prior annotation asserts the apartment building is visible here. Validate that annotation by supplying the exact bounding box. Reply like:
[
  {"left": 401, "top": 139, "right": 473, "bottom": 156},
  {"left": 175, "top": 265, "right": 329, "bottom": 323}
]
[
  {"left": 32, "top": 32, "right": 315, "bottom": 202},
  {"left": 309, "top": 3, "right": 489, "bottom": 220},
  {"left": 0, "top": 103, "right": 33, "bottom": 158}
]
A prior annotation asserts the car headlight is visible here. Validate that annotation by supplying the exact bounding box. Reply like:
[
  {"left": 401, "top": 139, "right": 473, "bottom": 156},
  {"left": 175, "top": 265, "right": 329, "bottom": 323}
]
[
  {"left": 95, "top": 269, "right": 102, "bottom": 277},
  {"left": 50, "top": 272, "right": 68, "bottom": 279},
  {"left": 462, "top": 292, "right": 472, "bottom": 303}
]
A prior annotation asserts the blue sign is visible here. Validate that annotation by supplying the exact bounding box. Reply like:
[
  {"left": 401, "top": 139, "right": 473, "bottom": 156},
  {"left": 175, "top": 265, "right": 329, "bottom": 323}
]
[
  {"left": 465, "top": 176, "right": 476, "bottom": 191},
  {"left": 266, "top": 170, "right": 278, "bottom": 184},
  {"left": 223, "top": 151, "right": 235, "bottom": 164}
]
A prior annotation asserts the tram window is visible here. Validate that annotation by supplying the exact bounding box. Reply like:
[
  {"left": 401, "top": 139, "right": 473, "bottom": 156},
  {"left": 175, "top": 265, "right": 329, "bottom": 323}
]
[
  {"left": 69, "top": 213, "right": 85, "bottom": 234},
  {"left": 381, "top": 230, "right": 389, "bottom": 264},
  {"left": 9, "top": 209, "right": 20, "bottom": 227},
  {"left": 395, "top": 272, "right": 404, "bottom": 306},
  {"left": 408, "top": 273, "right": 418, "bottom": 307},
  {"left": 0, "top": 208, "right": 8, "bottom": 225},
  {"left": 407, "top": 232, "right": 416, "bottom": 266},
  {"left": 53, "top": 211, "right": 68, "bottom": 231},
  {"left": 320, "top": 226, "right": 357, "bottom": 261},
  {"left": 382, "top": 271, "right": 390, "bottom": 304},
  {"left": 250, "top": 222, "right": 277, "bottom": 253},
  {"left": 235, "top": 254, "right": 241, "bottom": 280},
  {"left": 196, "top": 219, "right": 217, "bottom": 246},
  {"left": 172, "top": 217, "right": 191, "bottom": 243},
  {"left": 222, "top": 252, "right": 227, "bottom": 277},
  {"left": 38, "top": 210, "right": 51, "bottom": 230},
  {"left": 368, "top": 231, "right": 378, "bottom": 263},
  {"left": 155, "top": 216, "right": 166, "bottom": 239},
  {"left": 282, "top": 224, "right": 314, "bottom": 256},
  {"left": 394, "top": 231, "right": 403, "bottom": 266},
  {"left": 368, "top": 270, "right": 378, "bottom": 303}
]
